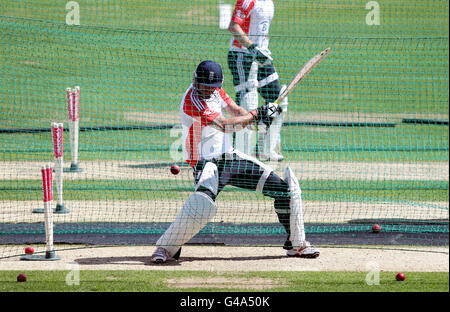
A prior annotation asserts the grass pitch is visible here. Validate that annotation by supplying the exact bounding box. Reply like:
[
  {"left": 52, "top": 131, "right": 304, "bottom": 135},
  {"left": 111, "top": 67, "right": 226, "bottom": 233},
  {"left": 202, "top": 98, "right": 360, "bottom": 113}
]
[
  {"left": 0, "top": 0, "right": 448, "bottom": 283},
  {"left": 1, "top": 270, "right": 448, "bottom": 292}
]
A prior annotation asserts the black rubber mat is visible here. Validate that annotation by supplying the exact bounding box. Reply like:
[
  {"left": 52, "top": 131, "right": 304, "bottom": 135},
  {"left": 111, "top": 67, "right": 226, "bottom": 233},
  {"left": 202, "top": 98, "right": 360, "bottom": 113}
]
[{"left": 1, "top": 221, "right": 448, "bottom": 246}]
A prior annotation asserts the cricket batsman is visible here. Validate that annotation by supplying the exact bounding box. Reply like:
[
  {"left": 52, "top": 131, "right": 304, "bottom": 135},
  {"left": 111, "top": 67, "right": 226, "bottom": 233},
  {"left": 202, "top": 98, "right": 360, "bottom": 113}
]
[
  {"left": 151, "top": 60, "right": 319, "bottom": 263},
  {"left": 227, "top": 0, "right": 287, "bottom": 161}
]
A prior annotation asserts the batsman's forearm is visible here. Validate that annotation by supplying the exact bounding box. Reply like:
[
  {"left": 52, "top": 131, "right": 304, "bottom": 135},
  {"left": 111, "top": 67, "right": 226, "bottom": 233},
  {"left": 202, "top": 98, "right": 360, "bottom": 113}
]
[
  {"left": 214, "top": 113, "right": 256, "bottom": 133},
  {"left": 225, "top": 113, "right": 255, "bottom": 127},
  {"left": 228, "top": 22, "right": 252, "bottom": 48},
  {"left": 231, "top": 104, "right": 250, "bottom": 118}
]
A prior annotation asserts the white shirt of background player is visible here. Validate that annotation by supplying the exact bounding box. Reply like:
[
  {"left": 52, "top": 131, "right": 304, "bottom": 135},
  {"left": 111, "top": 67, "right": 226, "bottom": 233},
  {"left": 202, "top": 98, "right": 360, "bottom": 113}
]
[{"left": 229, "top": 0, "right": 274, "bottom": 53}]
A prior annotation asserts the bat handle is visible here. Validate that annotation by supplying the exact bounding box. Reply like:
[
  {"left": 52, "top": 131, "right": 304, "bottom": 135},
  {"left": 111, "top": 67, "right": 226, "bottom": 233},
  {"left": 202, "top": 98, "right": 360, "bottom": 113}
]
[{"left": 273, "top": 100, "right": 282, "bottom": 114}]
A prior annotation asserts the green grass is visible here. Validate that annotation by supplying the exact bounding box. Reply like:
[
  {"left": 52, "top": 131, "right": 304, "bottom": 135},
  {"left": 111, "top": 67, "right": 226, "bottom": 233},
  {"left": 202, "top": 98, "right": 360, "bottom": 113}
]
[
  {"left": 0, "top": 179, "right": 447, "bottom": 202},
  {"left": 0, "top": 1, "right": 448, "bottom": 132},
  {"left": 0, "top": 270, "right": 448, "bottom": 292},
  {"left": 0, "top": 2, "right": 448, "bottom": 250},
  {"left": 0, "top": 123, "right": 448, "bottom": 162},
  {"left": 0, "top": 1, "right": 447, "bottom": 169}
]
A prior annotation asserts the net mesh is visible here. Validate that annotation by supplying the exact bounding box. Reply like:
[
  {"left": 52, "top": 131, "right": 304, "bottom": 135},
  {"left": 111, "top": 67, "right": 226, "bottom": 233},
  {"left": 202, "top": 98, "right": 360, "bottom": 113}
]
[{"left": 0, "top": 0, "right": 448, "bottom": 258}]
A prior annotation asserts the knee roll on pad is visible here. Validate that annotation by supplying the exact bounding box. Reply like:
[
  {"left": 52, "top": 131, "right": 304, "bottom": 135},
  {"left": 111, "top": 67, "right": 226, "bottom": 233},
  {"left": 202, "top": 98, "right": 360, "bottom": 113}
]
[
  {"left": 195, "top": 162, "right": 219, "bottom": 196},
  {"left": 284, "top": 166, "right": 301, "bottom": 197},
  {"left": 283, "top": 166, "right": 301, "bottom": 223},
  {"left": 196, "top": 186, "right": 217, "bottom": 202}
]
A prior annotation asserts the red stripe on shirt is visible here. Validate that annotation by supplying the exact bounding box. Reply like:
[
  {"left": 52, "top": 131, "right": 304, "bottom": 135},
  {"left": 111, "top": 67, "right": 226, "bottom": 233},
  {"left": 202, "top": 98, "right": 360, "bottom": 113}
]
[
  {"left": 183, "top": 88, "right": 220, "bottom": 126},
  {"left": 230, "top": 0, "right": 255, "bottom": 49},
  {"left": 185, "top": 119, "right": 202, "bottom": 167}
]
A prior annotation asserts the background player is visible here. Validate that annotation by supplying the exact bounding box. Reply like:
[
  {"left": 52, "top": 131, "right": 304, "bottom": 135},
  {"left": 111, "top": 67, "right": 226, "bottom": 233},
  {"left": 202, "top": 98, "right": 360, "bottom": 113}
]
[
  {"left": 227, "top": 0, "right": 288, "bottom": 161},
  {"left": 151, "top": 60, "right": 319, "bottom": 263}
]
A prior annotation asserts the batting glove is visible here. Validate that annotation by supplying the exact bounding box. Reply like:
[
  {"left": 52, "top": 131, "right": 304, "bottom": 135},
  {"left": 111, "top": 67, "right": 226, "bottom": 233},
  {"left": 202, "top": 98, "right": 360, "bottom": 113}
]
[
  {"left": 251, "top": 102, "right": 282, "bottom": 128},
  {"left": 248, "top": 44, "right": 273, "bottom": 66}
]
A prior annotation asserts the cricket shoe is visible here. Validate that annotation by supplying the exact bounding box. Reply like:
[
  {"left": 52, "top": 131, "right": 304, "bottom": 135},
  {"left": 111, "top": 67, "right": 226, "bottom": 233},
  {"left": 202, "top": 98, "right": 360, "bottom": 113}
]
[
  {"left": 286, "top": 241, "right": 320, "bottom": 258},
  {"left": 269, "top": 152, "right": 284, "bottom": 162},
  {"left": 259, "top": 152, "right": 284, "bottom": 162},
  {"left": 151, "top": 247, "right": 181, "bottom": 263}
]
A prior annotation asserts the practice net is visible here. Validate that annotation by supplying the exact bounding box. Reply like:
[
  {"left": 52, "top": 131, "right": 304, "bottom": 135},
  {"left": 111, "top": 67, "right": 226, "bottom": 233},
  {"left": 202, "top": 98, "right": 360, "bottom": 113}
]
[{"left": 0, "top": 0, "right": 448, "bottom": 258}]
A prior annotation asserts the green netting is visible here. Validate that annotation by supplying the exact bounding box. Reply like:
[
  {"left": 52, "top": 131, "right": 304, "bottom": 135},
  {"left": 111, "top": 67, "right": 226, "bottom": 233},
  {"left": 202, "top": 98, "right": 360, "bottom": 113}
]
[{"left": 0, "top": 0, "right": 448, "bottom": 258}]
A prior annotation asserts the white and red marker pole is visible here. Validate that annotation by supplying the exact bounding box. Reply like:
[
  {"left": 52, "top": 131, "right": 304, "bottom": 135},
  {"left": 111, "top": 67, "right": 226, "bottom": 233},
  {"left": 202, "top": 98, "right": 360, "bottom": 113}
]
[
  {"left": 24, "top": 164, "right": 61, "bottom": 260},
  {"left": 42, "top": 164, "right": 60, "bottom": 260},
  {"left": 31, "top": 122, "right": 68, "bottom": 214},
  {"left": 65, "top": 86, "right": 82, "bottom": 172},
  {"left": 66, "top": 88, "right": 74, "bottom": 164},
  {"left": 52, "top": 122, "right": 69, "bottom": 213},
  {"left": 42, "top": 164, "right": 54, "bottom": 255}
]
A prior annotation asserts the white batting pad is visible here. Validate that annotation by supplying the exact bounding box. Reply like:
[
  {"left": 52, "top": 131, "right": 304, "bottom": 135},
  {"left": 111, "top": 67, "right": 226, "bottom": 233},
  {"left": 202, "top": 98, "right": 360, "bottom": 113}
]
[
  {"left": 235, "top": 62, "right": 258, "bottom": 157},
  {"left": 262, "top": 85, "right": 288, "bottom": 157},
  {"left": 156, "top": 191, "right": 217, "bottom": 257},
  {"left": 284, "top": 166, "right": 306, "bottom": 247}
]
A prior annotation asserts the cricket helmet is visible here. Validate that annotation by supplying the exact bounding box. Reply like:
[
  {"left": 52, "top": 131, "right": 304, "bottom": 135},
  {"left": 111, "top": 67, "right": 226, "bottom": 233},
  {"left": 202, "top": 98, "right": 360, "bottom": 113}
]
[{"left": 193, "top": 60, "right": 223, "bottom": 88}]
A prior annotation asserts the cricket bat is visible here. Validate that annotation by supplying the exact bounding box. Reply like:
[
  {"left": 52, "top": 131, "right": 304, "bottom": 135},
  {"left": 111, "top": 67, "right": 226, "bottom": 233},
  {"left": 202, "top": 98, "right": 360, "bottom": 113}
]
[{"left": 275, "top": 47, "right": 331, "bottom": 106}]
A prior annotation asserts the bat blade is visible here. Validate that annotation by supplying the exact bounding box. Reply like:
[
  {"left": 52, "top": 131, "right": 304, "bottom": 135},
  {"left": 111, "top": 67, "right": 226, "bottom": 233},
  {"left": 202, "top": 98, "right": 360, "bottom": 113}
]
[{"left": 276, "top": 47, "right": 331, "bottom": 105}]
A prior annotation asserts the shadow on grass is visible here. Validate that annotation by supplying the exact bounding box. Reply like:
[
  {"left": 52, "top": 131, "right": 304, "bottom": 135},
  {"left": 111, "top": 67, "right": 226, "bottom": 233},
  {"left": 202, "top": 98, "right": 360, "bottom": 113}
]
[{"left": 75, "top": 255, "right": 287, "bottom": 267}]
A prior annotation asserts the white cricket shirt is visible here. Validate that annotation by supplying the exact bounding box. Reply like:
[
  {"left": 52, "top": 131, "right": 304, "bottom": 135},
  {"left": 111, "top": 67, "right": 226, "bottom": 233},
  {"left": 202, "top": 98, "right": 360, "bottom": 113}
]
[
  {"left": 180, "top": 84, "right": 234, "bottom": 167},
  {"left": 229, "top": 0, "right": 274, "bottom": 52}
]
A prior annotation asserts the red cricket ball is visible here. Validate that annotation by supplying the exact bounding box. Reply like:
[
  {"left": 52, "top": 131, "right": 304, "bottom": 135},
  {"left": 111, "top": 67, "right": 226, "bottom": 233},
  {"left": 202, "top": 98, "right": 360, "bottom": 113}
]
[
  {"left": 396, "top": 272, "right": 406, "bottom": 281},
  {"left": 17, "top": 273, "right": 27, "bottom": 282},
  {"left": 25, "top": 246, "right": 34, "bottom": 255},
  {"left": 372, "top": 224, "right": 381, "bottom": 233},
  {"left": 170, "top": 164, "right": 181, "bottom": 175}
]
